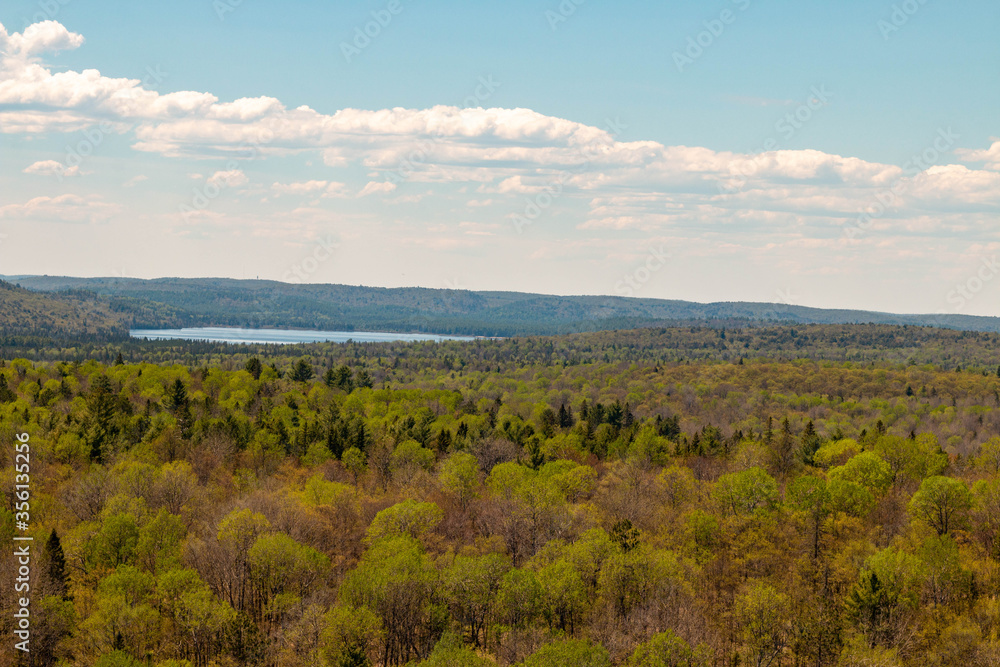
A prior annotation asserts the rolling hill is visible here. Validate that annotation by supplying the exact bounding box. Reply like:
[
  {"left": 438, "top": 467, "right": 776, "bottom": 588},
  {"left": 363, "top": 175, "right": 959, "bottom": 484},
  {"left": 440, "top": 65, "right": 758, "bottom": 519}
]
[{"left": 7, "top": 275, "right": 1000, "bottom": 337}]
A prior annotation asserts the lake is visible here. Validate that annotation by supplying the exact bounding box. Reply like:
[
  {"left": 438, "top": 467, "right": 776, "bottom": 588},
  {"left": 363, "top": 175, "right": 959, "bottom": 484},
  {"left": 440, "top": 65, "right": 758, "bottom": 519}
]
[{"left": 130, "top": 327, "right": 477, "bottom": 345}]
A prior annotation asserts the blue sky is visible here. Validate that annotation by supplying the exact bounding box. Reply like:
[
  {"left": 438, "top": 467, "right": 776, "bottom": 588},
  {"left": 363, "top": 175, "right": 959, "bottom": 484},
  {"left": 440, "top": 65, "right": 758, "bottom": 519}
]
[{"left": 1, "top": 0, "right": 999, "bottom": 316}]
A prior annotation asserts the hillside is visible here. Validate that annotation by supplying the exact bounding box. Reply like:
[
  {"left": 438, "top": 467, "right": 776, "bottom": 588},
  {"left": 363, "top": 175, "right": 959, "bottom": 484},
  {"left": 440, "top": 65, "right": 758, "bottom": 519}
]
[
  {"left": 0, "top": 280, "right": 129, "bottom": 341},
  {"left": 10, "top": 275, "right": 1000, "bottom": 337}
]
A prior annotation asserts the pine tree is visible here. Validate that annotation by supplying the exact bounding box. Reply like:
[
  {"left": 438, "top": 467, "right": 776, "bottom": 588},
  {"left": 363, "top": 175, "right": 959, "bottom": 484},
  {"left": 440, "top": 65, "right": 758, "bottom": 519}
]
[
  {"left": 291, "top": 358, "right": 314, "bottom": 382},
  {"left": 45, "top": 530, "right": 69, "bottom": 599},
  {"left": 245, "top": 357, "right": 263, "bottom": 380}
]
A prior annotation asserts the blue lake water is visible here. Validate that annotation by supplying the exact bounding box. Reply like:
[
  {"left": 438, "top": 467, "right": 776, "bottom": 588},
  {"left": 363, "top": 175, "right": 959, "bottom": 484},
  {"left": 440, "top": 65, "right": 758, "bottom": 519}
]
[{"left": 130, "top": 327, "right": 476, "bottom": 345}]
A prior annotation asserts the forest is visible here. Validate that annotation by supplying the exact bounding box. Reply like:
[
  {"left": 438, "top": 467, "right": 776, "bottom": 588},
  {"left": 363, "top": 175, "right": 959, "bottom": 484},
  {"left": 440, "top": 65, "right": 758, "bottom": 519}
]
[
  {"left": 2, "top": 324, "right": 1000, "bottom": 666},
  {"left": 12, "top": 276, "right": 1000, "bottom": 336}
]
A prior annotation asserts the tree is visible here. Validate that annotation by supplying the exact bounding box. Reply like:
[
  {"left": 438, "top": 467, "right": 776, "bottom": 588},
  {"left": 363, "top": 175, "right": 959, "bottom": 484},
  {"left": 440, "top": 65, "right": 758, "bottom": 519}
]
[
  {"left": 829, "top": 451, "right": 893, "bottom": 495},
  {"left": 442, "top": 553, "right": 510, "bottom": 647},
  {"left": 975, "top": 436, "right": 1000, "bottom": 474},
  {"left": 45, "top": 529, "right": 69, "bottom": 598},
  {"left": 339, "top": 536, "right": 441, "bottom": 665},
  {"left": 244, "top": 357, "right": 263, "bottom": 380},
  {"left": 734, "top": 581, "right": 790, "bottom": 667},
  {"left": 627, "top": 630, "right": 710, "bottom": 667},
  {"left": 291, "top": 358, "right": 314, "bottom": 382},
  {"left": 787, "top": 475, "right": 830, "bottom": 560},
  {"left": 343, "top": 447, "right": 367, "bottom": 488},
  {"left": 416, "top": 632, "right": 493, "bottom": 666},
  {"left": 439, "top": 452, "right": 479, "bottom": 510},
  {"left": 322, "top": 605, "right": 381, "bottom": 667},
  {"left": 908, "top": 476, "right": 972, "bottom": 535},
  {"left": 165, "top": 378, "right": 192, "bottom": 437},
  {"left": 537, "top": 559, "right": 587, "bottom": 633},
  {"left": 712, "top": 467, "right": 778, "bottom": 515},
  {"left": 495, "top": 568, "right": 543, "bottom": 629},
  {"left": 522, "top": 639, "right": 612, "bottom": 667},
  {"left": 86, "top": 374, "right": 119, "bottom": 463},
  {"left": 845, "top": 547, "right": 922, "bottom": 647},
  {"left": 365, "top": 500, "right": 443, "bottom": 543}
]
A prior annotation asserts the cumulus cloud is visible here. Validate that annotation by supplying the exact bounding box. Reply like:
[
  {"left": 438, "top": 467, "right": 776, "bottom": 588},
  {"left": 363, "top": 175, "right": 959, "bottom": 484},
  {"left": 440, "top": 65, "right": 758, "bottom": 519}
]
[
  {"left": 207, "top": 169, "right": 248, "bottom": 187},
  {"left": 3, "top": 19, "right": 1000, "bottom": 234},
  {"left": 23, "top": 159, "right": 78, "bottom": 177},
  {"left": 958, "top": 140, "right": 1000, "bottom": 170}
]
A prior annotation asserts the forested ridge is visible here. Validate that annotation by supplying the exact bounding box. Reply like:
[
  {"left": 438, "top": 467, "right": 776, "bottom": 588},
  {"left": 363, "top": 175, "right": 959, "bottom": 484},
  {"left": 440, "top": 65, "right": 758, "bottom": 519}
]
[
  {"left": 2, "top": 326, "right": 1000, "bottom": 666},
  {"left": 0, "top": 281, "right": 128, "bottom": 342},
  {"left": 12, "top": 275, "right": 1000, "bottom": 336}
]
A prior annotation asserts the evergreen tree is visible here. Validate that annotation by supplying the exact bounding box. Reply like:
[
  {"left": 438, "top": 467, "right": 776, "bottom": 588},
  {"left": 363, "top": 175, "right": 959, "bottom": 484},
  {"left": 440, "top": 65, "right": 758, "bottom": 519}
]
[
  {"left": 291, "top": 358, "right": 314, "bottom": 382},
  {"left": 245, "top": 357, "right": 263, "bottom": 380},
  {"left": 45, "top": 529, "right": 69, "bottom": 599}
]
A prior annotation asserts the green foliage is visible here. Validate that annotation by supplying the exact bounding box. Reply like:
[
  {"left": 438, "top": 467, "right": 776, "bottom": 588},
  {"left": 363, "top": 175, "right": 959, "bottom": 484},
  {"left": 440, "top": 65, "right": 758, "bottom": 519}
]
[
  {"left": 627, "top": 629, "right": 710, "bottom": 667},
  {"left": 829, "top": 451, "right": 893, "bottom": 495},
  {"left": 439, "top": 451, "right": 480, "bottom": 508},
  {"left": 522, "top": 639, "right": 612, "bottom": 667},
  {"left": 909, "top": 476, "right": 973, "bottom": 535},
  {"left": 366, "top": 499, "right": 444, "bottom": 542},
  {"left": 9, "top": 327, "right": 1000, "bottom": 665},
  {"left": 712, "top": 467, "right": 778, "bottom": 515},
  {"left": 734, "top": 581, "right": 790, "bottom": 667}
]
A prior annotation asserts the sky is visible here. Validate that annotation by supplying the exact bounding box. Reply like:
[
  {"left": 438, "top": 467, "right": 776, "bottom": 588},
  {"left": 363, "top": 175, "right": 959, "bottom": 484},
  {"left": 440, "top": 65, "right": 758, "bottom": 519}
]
[{"left": 1, "top": 0, "right": 999, "bottom": 316}]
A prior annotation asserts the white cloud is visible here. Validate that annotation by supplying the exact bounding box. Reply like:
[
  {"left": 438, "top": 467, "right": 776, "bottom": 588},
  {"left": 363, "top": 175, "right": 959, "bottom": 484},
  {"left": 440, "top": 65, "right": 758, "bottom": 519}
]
[
  {"left": 123, "top": 174, "right": 148, "bottom": 187},
  {"left": 0, "top": 194, "right": 118, "bottom": 222},
  {"left": 958, "top": 139, "right": 1000, "bottom": 170},
  {"left": 271, "top": 180, "right": 328, "bottom": 196},
  {"left": 358, "top": 181, "right": 397, "bottom": 197},
  {"left": 207, "top": 169, "right": 248, "bottom": 187},
  {"left": 3, "top": 19, "right": 1000, "bottom": 244},
  {"left": 23, "top": 159, "right": 78, "bottom": 177}
]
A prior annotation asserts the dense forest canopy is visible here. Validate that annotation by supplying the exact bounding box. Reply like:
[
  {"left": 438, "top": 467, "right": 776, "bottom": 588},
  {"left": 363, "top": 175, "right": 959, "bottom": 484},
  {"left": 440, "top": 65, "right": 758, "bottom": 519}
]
[
  {"left": 11, "top": 275, "right": 1000, "bottom": 336},
  {"left": 1, "top": 324, "right": 1000, "bottom": 666}
]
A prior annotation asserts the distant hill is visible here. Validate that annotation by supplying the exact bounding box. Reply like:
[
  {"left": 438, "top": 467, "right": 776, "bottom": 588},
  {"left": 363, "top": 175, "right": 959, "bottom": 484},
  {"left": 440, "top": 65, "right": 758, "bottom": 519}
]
[
  {"left": 9, "top": 275, "right": 1000, "bottom": 337},
  {"left": 0, "top": 280, "right": 129, "bottom": 341}
]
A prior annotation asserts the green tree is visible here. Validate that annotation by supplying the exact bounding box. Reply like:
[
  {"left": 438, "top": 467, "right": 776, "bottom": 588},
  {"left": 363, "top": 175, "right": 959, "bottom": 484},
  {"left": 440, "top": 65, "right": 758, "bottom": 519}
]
[
  {"left": 291, "top": 358, "right": 314, "bottom": 382},
  {"left": 522, "top": 639, "right": 612, "bottom": 667},
  {"left": 439, "top": 451, "right": 480, "bottom": 509},
  {"left": 339, "top": 536, "right": 441, "bottom": 666},
  {"left": 908, "top": 476, "right": 972, "bottom": 535},
  {"left": 536, "top": 558, "right": 587, "bottom": 633},
  {"left": 442, "top": 553, "right": 510, "bottom": 647},
  {"left": 712, "top": 467, "right": 778, "bottom": 515},
  {"left": 627, "top": 629, "right": 709, "bottom": 667},
  {"left": 45, "top": 529, "right": 69, "bottom": 598},
  {"left": 828, "top": 451, "right": 893, "bottom": 495},
  {"left": 366, "top": 499, "right": 443, "bottom": 543},
  {"left": 244, "top": 357, "right": 263, "bottom": 380},
  {"left": 734, "top": 581, "right": 790, "bottom": 667},
  {"left": 322, "top": 605, "right": 381, "bottom": 667}
]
